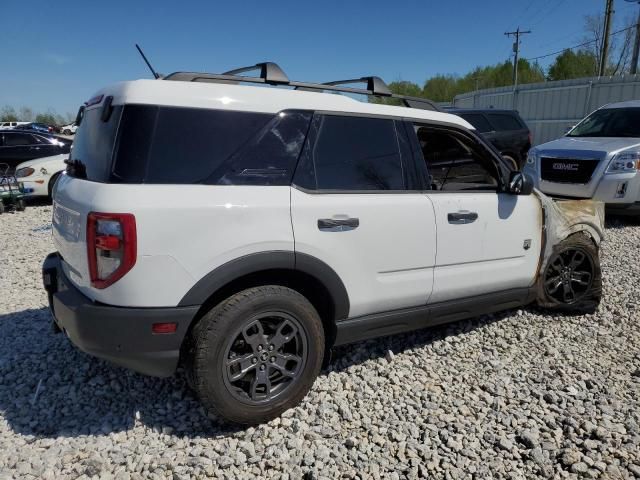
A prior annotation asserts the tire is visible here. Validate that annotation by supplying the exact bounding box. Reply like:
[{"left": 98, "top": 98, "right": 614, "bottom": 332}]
[
  {"left": 189, "top": 286, "right": 325, "bottom": 424},
  {"left": 48, "top": 173, "right": 61, "bottom": 201},
  {"left": 0, "top": 202, "right": 4, "bottom": 214},
  {"left": 503, "top": 154, "right": 518, "bottom": 170},
  {"left": 15, "top": 198, "right": 26, "bottom": 212},
  {"left": 537, "top": 233, "right": 601, "bottom": 314}
]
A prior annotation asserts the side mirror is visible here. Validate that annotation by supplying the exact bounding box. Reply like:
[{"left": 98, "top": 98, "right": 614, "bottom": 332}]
[{"left": 508, "top": 171, "right": 534, "bottom": 195}]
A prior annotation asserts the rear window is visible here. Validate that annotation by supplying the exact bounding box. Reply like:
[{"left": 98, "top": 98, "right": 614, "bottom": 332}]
[
  {"left": 70, "top": 104, "right": 312, "bottom": 185},
  {"left": 68, "top": 106, "right": 122, "bottom": 181},
  {"left": 486, "top": 113, "right": 524, "bottom": 131}
]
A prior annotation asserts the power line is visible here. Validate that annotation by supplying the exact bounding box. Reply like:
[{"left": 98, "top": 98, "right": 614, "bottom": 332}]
[
  {"left": 529, "top": 0, "right": 568, "bottom": 28},
  {"left": 524, "top": 24, "right": 636, "bottom": 61}
]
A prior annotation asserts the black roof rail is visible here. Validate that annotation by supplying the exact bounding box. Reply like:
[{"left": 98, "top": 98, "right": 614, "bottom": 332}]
[
  {"left": 222, "top": 62, "right": 289, "bottom": 84},
  {"left": 162, "top": 61, "right": 441, "bottom": 112},
  {"left": 323, "top": 76, "right": 392, "bottom": 96}
]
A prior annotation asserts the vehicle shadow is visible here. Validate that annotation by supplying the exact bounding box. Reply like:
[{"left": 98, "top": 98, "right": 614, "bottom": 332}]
[
  {"left": 0, "top": 305, "right": 524, "bottom": 438},
  {"left": 605, "top": 213, "right": 640, "bottom": 229}
]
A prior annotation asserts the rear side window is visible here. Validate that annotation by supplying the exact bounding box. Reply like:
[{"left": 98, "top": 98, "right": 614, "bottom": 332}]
[
  {"left": 487, "top": 113, "right": 523, "bottom": 131},
  {"left": 113, "top": 106, "right": 272, "bottom": 184},
  {"left": 294, "top": 115, "right": 406, "bottom": 191},
  {"left": 459, "top": 113, "right": 492, "bottom": 133},
  {"left": 3, "top": 133, "right": 35, "bottom": 146}
]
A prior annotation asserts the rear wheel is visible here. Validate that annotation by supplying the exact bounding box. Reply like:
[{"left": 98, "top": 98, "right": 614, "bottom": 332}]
[
  {"left": 189, "top": 286, "right": 325, "bottom": 424},
  {"left": 15, "top": 198, "right": 26, "bottom": 211},
  {"left": 537, "top": 233, "right": 601, "bottom": 313},
  {"left": 0, "top": 201, "right": 4, "bottom": 214}
]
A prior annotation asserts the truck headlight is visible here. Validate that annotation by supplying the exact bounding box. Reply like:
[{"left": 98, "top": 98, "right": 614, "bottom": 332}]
[{"left": 606, "top": 152, "right": 640, "bottom": 174}]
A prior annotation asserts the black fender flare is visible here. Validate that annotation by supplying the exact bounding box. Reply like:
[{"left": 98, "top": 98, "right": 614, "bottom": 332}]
[{"left": 177, "top": 251, "right": 350, "bottom": 320}]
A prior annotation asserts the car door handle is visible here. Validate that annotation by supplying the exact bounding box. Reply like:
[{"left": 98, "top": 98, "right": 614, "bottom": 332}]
[
  {"left": 447, "top": 210, "right": 478, "bottom": 225},
  {"left": 318, "top": 217, "right": 359, "bottom": 232}
]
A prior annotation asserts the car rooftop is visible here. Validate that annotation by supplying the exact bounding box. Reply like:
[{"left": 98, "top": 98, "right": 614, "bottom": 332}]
[
  {"left": 603, "top": 100, "right": 640, "bottom": 109},
  {"left": 89, "top": 61, "right": 473, "bottom": 130}
]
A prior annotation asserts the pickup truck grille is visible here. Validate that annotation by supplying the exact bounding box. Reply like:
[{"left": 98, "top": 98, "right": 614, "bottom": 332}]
[{"left": 540, "top": 157, "right": 599, "bottom": 184}]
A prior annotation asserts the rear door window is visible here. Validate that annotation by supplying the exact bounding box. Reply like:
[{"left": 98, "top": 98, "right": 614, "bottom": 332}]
[
  {"left": 294, "top": 114, "right": 406, "bottom": 191},
  {"left": 486, "top": 113, "right": 523, "bottom": 131}
]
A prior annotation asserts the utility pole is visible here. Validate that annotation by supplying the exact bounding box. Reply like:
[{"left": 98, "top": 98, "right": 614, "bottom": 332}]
[
  {"left": 504, "top": 27, "right": 532, "bottom": 89},
  {"left": 626, "top": 0, "right": 640, "bottom": 74},
  {"left": 598, "top": 0, "right": 615, "bottom": 76}
]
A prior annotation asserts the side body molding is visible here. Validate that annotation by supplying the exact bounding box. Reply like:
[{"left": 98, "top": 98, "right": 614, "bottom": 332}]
[{"left": 177, "top": 251, "right": 350, "bottom": 320}]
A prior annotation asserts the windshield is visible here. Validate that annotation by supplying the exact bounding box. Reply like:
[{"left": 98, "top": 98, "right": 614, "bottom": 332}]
[{"left": 568, "top": 107, "right": 640, "bottom": 138}]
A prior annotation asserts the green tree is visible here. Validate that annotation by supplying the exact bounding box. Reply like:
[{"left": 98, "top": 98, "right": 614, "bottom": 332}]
[
  {"left": 0, "top": 106, "right": 18, "bottom": 122},
  {"left": 548, "top": 50, "right": 598, "bottom": 81}
]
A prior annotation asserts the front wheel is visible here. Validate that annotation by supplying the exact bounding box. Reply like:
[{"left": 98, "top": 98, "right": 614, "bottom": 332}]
[
  {"left": 189, "top": 286, "right": 325, "bottom": 424},
  {"left": 537, "top": 233, "right": 601, "bottom": 313}
]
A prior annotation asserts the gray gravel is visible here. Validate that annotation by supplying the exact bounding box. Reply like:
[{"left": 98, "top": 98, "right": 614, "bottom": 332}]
[{"left": 1, "top": 204, "right": 639, "bottom": 479}]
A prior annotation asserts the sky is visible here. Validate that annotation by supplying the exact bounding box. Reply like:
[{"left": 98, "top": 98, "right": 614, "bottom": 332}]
[{"left": 2, "top": 0, "right": 639, "bottom": 115}]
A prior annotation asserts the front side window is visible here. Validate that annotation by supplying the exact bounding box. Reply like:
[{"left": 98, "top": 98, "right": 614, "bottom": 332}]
[
  {"left": 294, "top": 115, "right": 406, "bottom": 191},
  {"left": 568, "top": 107, "right": 640, "bottom": 138},
  {"left": 415, "top": 126, "right": 499, "bottom": 191}
]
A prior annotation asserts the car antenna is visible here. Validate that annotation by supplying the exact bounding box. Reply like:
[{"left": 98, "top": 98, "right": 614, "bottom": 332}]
[{"left": 135, "top": 44, "right": 161, "bottom": 79}]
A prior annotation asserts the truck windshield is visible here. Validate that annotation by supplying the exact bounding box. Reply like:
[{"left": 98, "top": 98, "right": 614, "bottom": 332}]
[{"left": 568, "top": 107, "right": 640, "bottom": 138}]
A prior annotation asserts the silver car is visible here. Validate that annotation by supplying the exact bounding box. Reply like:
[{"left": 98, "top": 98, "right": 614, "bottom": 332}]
[{"left": 524, "top": 100, "right": 640, "bottom": 215}]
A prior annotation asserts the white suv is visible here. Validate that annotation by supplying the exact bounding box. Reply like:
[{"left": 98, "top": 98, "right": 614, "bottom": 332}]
[{"left": 42, "top": 62, "right": 605, "bottom": 424}]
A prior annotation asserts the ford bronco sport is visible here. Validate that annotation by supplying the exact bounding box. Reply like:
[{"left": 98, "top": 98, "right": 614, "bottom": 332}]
[{"left": 42, "top": 62, "right": 605, "bottom": 424}]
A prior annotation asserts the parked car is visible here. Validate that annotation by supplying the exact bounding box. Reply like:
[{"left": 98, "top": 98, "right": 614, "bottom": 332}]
[
  {"left": 0, "top": 130, "right": 71, "bottom": 171},
  {"left": 448, "top": 108, "right": 532, "bottom": 169},
  {"left": 524, "top": 100, "right": 640, "bottom": 215},
  {"left": 0, "top": 121, "right": 29, "bottom": 130},
  {"left": 60, "top": 122, "right": 77, "bottom": 135},
  {"left": 18, "top": 122, "right": 55, "bottom": 134},
  {"left": 14, "top": 154, "right": 67, "bottom": 199},
  {"left": 43, "top": 63, "right": 604, "bottom": 425}
]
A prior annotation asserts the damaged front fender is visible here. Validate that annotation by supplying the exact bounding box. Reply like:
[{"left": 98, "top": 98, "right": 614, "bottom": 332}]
[{"left": 535, "top": 189, "right": 605, "bottom": 273}]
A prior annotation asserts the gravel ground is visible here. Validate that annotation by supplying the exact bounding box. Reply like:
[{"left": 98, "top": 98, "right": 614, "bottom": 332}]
[{"left": 1, "top": 205, "right": 639, "bottom": 480}]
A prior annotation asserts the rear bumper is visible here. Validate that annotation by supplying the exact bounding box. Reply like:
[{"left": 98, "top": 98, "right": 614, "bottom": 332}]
[{"left": 42, "top": 252, "right": 199, "bottom": 377}]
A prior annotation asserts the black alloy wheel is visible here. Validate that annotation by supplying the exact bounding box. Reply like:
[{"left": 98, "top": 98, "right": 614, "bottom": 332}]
[
  {"left": 222, "top": 312, "right": 307, "bottom": 404},
  {"left": 544, "top": 247, "right": 594, "bottom": 304}
]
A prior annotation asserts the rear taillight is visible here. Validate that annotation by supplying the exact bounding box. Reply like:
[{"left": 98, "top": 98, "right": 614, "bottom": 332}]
[{"left": 87, "top": 212, "right": 136, "bottom": 289}]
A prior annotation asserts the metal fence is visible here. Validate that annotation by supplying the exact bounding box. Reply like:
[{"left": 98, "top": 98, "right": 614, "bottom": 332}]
[{"left": 453, "top": 75, "right": 640, "bottom": 146}]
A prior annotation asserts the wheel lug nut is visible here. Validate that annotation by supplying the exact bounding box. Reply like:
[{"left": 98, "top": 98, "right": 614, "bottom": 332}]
[
  {"left": 268, "top": 345, "right": 274, "bottom": 351},
  {"left": 270, "top": 356, "right": 276, "bottom": 363},
  {"left": 252, "top": 358, "right": 257, "bottom": 364},
  {"left": 259, "top": 365, "right": 265, "bottom": 371},
  {"left": 257, "top": 345, "right": 263, "bottom": 351}
]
